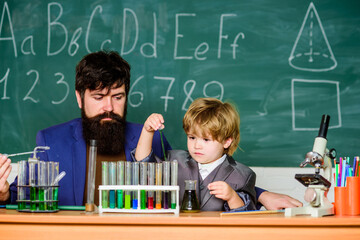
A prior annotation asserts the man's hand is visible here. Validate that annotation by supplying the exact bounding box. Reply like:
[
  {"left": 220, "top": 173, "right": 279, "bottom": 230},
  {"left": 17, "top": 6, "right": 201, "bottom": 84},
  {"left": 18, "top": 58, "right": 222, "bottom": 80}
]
[
  {"left": 0, "top": 154, "right": 11, "bottom": 202},
  {"left": 258, "top": 191, "right": 303, "bottom": 210}
]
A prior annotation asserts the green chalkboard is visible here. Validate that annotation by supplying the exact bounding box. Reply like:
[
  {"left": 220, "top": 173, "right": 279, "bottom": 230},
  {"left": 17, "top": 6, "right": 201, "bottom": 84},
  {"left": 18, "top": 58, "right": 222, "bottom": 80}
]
[{"left": 1, "top": 0, "right": 359, "bottom": 166}]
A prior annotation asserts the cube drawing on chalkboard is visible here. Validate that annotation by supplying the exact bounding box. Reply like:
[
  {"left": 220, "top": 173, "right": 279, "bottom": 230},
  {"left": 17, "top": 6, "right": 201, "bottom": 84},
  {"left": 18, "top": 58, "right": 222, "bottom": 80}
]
[{"left": 291, "top": 79, "right": 342, "bottom": 131}]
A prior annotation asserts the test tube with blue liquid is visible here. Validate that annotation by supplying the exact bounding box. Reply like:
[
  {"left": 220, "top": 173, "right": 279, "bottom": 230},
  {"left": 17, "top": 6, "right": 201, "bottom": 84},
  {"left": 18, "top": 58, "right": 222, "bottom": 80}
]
[
  {"left": 140, "top": 162, "right": 147, "bottom": 209},
  {"left": 163, "top": 161, "right": 170, "bottom": 209},
  {"left": 109, "top": 162, "right": 116, "bottom": 209},
  {"left": 125, "top": 161, "right": 132, "bottom": 209},
  {"left": 101, "top": 161, "right": 109, "bottom": 208},
  {"left": 117, "top": 161, "right": 124, "bottom": 209},
  {"left": 132, "top": 162, "right": 139, "bottom": 209},
  {"left": 17, "top": 160, "right": 27, "bottom": 210},
  {"left": 171, "top": 160, "right": 178, "bottom": 209},
  {"left": 155, "top": 163, "right": 162, "bottom": 209},
  {"left": 147, "top": 162, "right": 155, "bottom": 209},
  {"left": 29, "top": 161, "right": 37, "bottom": 211}
]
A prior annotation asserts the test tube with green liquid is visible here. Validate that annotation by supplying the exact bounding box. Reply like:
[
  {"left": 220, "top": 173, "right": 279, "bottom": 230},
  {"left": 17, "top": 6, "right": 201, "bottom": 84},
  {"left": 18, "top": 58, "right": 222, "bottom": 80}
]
[
  {"left": 17, "top": 160, "right": 27, "bottom": 210},
  {"left": 47, "top": 161, "right": 54, "bottom": 210},
  {"left": 155, "top": 163, "right": 162, "bottom": 209},
  {"left": 109, "top": 162, "right": 116, "bottom": 209},
  {"left": 163, "top": 161, "right": 170, "bottom": 209},
  {"left": 171, "top": 160, "right": 178, "bottom": 209},
  {"left": 101, "top": 161, "right": 109, "bottom": 208},
  {"left": 147, "top": 162, "right": 155, "bottom": 209},
  {"left": 116, "top": 161, "right": 124, "bottom": 209},
  {"left": 38, "top": 161, "right": 47, "bottom": 210},
  {"left": 124, "top": 161, "right": 132, "bottom": 209},
  {"left": 52, "top": 162, "right": 59, "bottom": 210},
  {"left": 29, "top": 161, "right": 37, "bottom": 211},
  {"left": 132, "top": 162, "right": 139, "bottom": 209},
  {"left": 140, "top": 162, "right": 147, "bottom": 209}
]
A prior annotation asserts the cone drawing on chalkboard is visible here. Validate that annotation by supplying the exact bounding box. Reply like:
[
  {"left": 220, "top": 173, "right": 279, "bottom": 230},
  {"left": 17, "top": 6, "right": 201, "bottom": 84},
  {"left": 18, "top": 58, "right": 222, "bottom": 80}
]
[{"left": 289, "top": 2, "right": 337, "bottom": 72}]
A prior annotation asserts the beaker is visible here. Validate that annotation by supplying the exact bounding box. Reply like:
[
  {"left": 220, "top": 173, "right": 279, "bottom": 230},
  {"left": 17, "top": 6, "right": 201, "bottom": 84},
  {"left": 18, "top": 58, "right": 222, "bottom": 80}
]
[{"left": 180, "top": 180, "right": 200, "bottom": 212}]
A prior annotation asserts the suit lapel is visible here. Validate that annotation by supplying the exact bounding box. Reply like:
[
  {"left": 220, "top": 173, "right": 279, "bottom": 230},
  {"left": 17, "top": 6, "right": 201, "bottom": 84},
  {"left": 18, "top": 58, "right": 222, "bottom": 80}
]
[
  {"left": 72, "top": 121, "right": 86, "bottom": 206},
  {"left": 200, "top": 157, "right": 234, "bottom": 209}
]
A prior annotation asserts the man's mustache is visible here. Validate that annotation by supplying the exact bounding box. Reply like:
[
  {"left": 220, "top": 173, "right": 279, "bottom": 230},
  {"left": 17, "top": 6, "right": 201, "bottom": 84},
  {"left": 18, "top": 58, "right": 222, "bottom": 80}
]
[{"left": 89, "top": 112, "right": 123, "bottom": 122}]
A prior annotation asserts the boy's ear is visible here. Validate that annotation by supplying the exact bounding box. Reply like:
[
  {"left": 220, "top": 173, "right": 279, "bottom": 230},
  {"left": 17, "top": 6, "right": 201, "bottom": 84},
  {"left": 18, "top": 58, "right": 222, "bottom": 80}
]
[{"left": 223, "top": 138, "right": 233, "bottom": 149}]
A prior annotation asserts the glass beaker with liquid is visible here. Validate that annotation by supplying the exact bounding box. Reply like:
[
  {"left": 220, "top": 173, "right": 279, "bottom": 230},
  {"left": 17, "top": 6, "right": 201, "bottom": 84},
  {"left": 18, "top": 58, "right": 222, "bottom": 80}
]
[{"left": 180, "top": 180, "right": 200, "bottom": 212}]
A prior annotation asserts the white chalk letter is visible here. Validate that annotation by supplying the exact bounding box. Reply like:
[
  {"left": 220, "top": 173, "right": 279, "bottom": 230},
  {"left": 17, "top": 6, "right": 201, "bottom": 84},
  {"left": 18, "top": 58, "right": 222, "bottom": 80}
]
[
  {"left": 121, "top": 8, "right": 138, "bottom": 56},
  {"left": 0, "top": 2, "right": 17, "bottom": 57},
  {"left": 47, "top": 2, "right": 68, "bottom": 56}
]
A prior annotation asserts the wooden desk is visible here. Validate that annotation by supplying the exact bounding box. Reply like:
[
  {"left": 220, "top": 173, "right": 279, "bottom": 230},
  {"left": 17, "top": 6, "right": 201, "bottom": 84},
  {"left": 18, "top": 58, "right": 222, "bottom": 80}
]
[{"left": 0, "top": 209, "right": 359, "bottom": 240}]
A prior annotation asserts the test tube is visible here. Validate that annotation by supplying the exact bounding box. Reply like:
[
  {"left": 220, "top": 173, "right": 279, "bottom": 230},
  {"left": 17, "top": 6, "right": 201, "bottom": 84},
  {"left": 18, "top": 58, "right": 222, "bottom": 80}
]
[
  {"left": 109, "top": 162, "right": 116, "bottom": 209},
  {"left": 101, "top": 161, "right": 109, "bottom": 208},
  {"left": 140, "top": 162, "right": 147, "bottom": 209},
  {"left": 171, "top": 160, "right": 178, "bottom": 209},
  {"left": 116, "top": 161, "right": 125, "bottom": 209},
  {"left": 52, "top": 162, "right": 59, "bottom": 210},
  {"left": 86, "top": 140, "right": 97, "bottom": 212},
  {"left": 132, "top": 162, "right": 139, "bottom": 209},
  {"left": 147, "top": 162, "right": 155, "bottom": 209},
  {"left": 38, "top": 161, "right": 47, "bottom": 210},
  {"left": 17, "top": 160, "right": 27, "bottom": 210},
  {"left": 163, "top": 161, "right": 170, "bottom": 209},
  {"left": 124, "top": 161, "right": 132, "bottom": 209},
  {"left": 155, "top": 163, "right": 162, "bottom": 209},
  {"left": 47, "top": 161, "right": 54, "bottom": 210}
]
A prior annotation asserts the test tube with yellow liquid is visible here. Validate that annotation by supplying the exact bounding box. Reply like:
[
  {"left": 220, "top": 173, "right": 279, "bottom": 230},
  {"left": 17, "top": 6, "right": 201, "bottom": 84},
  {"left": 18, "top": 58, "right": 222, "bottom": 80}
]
[{"left": 155, "top": 163, "right": 162, "bottom": 209}]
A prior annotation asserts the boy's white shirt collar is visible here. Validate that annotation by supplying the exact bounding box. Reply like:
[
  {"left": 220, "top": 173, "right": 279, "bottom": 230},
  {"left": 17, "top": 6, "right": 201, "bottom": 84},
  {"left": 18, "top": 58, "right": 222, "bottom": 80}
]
[{"left": 198, "top": 154, "right": 227, "bottom": 180}]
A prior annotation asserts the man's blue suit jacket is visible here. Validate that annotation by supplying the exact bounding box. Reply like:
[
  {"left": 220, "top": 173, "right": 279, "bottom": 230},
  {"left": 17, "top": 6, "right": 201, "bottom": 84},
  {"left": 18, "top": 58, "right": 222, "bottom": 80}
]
[{"left": 9, "top": 118, "right": 171, "bottom": 206}]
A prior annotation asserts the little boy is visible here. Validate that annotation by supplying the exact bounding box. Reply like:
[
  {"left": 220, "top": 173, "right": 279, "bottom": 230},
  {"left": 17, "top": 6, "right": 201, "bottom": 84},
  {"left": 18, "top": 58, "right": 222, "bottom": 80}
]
[{"left": 133, "top": 97, "right": 256, "bottom": 211}]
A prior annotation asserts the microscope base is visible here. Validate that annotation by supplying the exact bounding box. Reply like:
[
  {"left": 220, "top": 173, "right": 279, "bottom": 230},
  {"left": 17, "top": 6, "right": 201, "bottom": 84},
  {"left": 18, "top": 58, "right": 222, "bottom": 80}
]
[{"left": 285, "top": 203, "right": 334, "bottom": 217}]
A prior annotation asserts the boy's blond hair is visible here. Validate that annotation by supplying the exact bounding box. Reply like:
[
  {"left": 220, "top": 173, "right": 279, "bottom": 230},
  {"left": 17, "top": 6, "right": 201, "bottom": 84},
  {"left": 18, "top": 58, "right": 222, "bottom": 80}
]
[{"left": 183, "top": 98, "right": 240, "bottom": 156}]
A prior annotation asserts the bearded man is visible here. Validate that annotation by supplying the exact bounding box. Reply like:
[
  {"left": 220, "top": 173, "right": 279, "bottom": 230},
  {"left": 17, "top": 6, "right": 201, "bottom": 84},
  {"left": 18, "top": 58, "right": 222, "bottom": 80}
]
[{"left": 6, "top": 51, "right": 171, "bottom": 206}]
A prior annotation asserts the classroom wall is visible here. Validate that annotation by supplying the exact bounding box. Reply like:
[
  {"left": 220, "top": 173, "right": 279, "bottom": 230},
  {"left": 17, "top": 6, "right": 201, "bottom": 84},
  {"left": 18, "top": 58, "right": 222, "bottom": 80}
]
[{"left": 7, "top": 164, "right": 335, "bottom": 206}]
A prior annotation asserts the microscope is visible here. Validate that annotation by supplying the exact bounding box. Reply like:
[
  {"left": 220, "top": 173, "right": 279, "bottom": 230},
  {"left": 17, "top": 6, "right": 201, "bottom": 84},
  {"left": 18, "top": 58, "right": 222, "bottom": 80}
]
[{"left": 285, "top": 115, "right": 336, "bottom": 217}]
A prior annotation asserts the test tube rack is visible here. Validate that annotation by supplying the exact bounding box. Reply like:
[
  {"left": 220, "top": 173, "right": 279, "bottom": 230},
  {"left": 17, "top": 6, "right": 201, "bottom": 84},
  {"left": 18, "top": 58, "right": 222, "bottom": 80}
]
[
  {"left": 98, "top": 185, "right": 180, "bottom": 215},
  {"left": 16, "top": 185, "right": 59, "bottom": 213}
]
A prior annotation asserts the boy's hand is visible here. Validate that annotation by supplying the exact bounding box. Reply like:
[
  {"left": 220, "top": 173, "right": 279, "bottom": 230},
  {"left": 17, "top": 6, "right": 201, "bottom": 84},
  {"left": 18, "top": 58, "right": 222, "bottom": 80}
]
[
  {"left": 0, "top": 154, "right": 11, "bottom": 202},
  {"left": 144, "top": 113, "right": 165, "bottom": 132},
  {"left": 208, "top": 181, "right": 244, "bottom": 209},
  {"left": 208, "top": 181, "right": 235, "bottom": 201}
]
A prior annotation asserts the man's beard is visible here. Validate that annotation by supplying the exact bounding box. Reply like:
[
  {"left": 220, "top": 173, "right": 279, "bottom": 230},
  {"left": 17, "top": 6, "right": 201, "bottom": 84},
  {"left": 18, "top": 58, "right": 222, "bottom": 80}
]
[{"left": 82, "top": 110, "right": 126, "bottom": 155}]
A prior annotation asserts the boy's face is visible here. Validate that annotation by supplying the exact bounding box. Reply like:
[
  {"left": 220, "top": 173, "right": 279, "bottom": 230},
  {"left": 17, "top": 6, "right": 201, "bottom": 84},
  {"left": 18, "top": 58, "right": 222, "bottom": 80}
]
[{"left": 186, "top": 130, "right": 232, "bottom": 164}]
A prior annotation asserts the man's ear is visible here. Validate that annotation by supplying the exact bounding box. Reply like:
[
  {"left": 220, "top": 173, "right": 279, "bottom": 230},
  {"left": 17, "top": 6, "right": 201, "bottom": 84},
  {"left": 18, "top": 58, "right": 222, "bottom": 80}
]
[
  {"left": 223, "top": 138, "right": 233, "bottom": 149},
  {"left": 75, "top": 91, "right": 82, "bottom": 109}
]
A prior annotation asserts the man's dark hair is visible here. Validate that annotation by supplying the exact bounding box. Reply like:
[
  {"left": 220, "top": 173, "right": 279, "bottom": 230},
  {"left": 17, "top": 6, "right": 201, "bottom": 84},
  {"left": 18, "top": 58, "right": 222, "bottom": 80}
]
[{"left": 75, "top": 50, "right": 131, "bottom": 98}]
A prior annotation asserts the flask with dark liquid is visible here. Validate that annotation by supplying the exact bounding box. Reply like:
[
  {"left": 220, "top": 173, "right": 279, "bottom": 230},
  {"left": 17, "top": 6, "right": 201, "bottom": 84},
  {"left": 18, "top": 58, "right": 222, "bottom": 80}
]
[{"left": 181, "top": 180, "right": 200, "bottom": 212}]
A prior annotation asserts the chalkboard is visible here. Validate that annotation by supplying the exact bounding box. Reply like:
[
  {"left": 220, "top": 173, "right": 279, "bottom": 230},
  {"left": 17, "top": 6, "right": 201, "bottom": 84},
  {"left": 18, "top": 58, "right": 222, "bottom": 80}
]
[{"left": 1, "top": 0, "right": 359, "bottom": 167}]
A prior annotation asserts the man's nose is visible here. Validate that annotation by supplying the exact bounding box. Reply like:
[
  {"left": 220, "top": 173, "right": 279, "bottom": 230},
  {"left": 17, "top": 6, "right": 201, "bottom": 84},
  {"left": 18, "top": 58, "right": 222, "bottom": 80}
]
[{"left": 103, "top": 97, "right": 114, "bottom": 112}]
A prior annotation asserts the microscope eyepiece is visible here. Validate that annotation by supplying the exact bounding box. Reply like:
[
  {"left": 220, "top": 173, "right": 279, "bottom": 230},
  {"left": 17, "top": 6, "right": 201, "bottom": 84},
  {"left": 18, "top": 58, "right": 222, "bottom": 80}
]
[{"left": 318, "top": 114, "right": 330, "bottom": 139}]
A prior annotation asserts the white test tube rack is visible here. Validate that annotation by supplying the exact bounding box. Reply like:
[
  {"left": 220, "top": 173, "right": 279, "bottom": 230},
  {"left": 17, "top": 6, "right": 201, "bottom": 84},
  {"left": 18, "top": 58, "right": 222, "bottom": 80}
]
[{"left": 98, "top": 185, "right": 180, "bottom": 215}]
